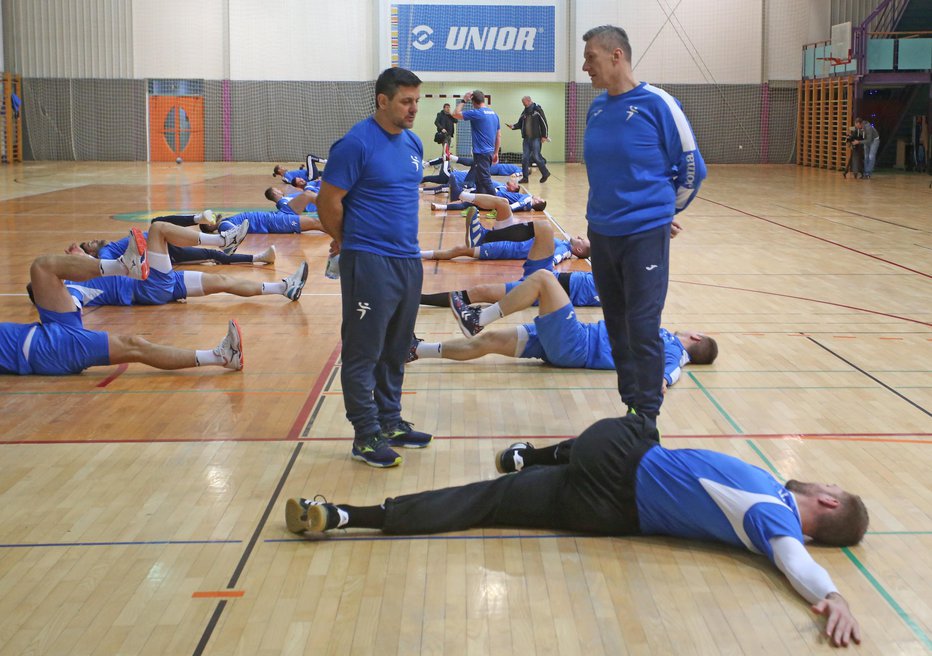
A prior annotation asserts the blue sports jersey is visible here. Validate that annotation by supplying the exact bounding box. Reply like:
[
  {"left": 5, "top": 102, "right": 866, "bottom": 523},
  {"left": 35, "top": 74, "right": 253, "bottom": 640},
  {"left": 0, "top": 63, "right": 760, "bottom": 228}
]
[
  {"left": 495, "top": 189, "right": 533, "bottom": 211},
  {"left": 219, "top": 211, "right": 301, "bottom": 234},
  {"left": 98, "top": 231, "right": 150, "bottom": 260},
  {"left": 479, "top": 238, "right": 569, "bottom": 264},
  {"left": 65, "top": 269, "right": 186, "bottom": 307},
  {"left": 323, "top": 116, "right": 423, "bottom": 258},
  {"left": 282, "top": 169, "right": 307, "bottom": 184},
  {"left": 567, "top": 272, "right": 601, "bottom": 306},
  {"left": 635, "top": 447, "right": 803, "bottom": 562},
  {"left": 490, "top": 163, "right": 521, "bottom": 176},
  {"left": 462, "top": 107, "right": 500, "bottom": 155},
  {"left": 585, "top": 83, "right": 706, "bottom": 237},
  {"left": 0, "top": 306, "right": 109, "bottom": 375},
  {"left": 661, "top": 328, "right": 688, "bottom": 385}
]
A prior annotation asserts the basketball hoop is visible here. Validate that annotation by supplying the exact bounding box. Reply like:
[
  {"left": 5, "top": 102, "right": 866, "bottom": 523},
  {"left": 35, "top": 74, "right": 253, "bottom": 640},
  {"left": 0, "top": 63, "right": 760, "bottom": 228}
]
[{"left": 816, "top": 56, "right": 852, "bottom": 67}]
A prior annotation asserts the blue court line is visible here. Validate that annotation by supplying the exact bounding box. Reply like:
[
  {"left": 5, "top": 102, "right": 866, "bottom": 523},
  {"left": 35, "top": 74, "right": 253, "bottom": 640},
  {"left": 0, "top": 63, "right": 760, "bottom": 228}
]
[
  {"left": 0, "top": 539, "right": 242, "bottom": 549},
  {"left": 687, "top": 372, "right": 744, "bottom": 433},
  {"left": 745, "top": 438, "right": 932, "bottom": 648}
]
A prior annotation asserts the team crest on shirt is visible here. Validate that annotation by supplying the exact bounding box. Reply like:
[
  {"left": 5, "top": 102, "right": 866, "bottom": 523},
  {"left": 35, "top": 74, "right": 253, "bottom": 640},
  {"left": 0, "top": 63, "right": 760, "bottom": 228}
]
[
  {"left": 410, "top": 155, "right": 420, "bottom": 171},
  {"left": 626, "top": 106, "right": 639, "bottom": 121}
]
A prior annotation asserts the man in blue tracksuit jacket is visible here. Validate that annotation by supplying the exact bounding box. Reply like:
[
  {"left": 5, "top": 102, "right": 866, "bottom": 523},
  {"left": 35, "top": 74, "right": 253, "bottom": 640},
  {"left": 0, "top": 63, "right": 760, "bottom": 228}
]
[{"left": 582, "top": 25, "right": 707, "bottom": 424}]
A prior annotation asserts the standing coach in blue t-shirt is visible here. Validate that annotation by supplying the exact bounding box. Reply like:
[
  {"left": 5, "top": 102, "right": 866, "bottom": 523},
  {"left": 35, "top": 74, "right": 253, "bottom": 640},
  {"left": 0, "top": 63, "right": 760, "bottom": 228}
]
[
  {"left": 453, "top": 90, "right": 501, "bottom": 196},
  {"left": 316, "top": 67, "right": 433, "bottom": 468},
  {"left": 582, "top": 25, "right": 707, "bottom": 424}
]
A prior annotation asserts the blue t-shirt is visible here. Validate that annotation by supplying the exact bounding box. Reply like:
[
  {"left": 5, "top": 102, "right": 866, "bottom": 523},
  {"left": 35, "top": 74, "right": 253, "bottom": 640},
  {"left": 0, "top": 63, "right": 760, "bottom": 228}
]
[
  {"left": 323, "top": 116, "right": 423, "bottom": 258},
  {"left": 496, "top": 189, "right": 532, "bottom": 211},
  {"left": 0, "top": 323, "right": 33, "bottom": 374},
  {"left": 661, "top": 328, "right": 688, "bottom": 385},
  {"left": 584, "top": 83, "right": 706, "bottom": 237},
  {"left": 282, "top": 169, "right": 307, "bottom": 184},
  {"left": 219, "top": 211, "right": 301, "bottom": 234},
  {"left": 636, "top": 447, "right": 804, "bottom": 562},
  {"left": 490, "top": 163, "right": 521, "bottom": 176},
  {"left": 98, "top": 232, "right": 147, "bottom": 260},
  {"left": 462, "top": 107, "right": 500, "bottom": 155}
]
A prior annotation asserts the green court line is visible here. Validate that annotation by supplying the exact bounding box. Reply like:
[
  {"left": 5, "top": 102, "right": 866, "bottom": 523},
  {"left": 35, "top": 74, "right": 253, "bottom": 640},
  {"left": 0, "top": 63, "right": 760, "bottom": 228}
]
[
  {"left": 842, "top": 547, "right": 932, "bottom": 649},
  {"left": 687, "top": 372, "right": 744, "bottom": 433},
  {"left": 746, "top": 440, "right": 781, "bottom": 478},
  {"left": 746, "top": 435, "right": 931, "bottom": 648}
]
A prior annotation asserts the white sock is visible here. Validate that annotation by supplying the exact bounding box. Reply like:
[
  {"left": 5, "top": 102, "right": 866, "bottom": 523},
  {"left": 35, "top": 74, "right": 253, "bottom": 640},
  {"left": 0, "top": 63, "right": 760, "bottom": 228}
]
[
  {"left": 416, "top": 342, "right": 443, "bottom": 359},
  {"left": 198, "top": 234, "right": 224, "bottom": 246},
  {"left": 460, "top": 191, "right": 475, "bottom": 203},
  {"left": 195, "top": 349, "right": 224, "bottom": 366},
  {"left": 98, "top": 259, "right": 126, "bottom": 276},
  {"left": 420, "top": 250, "right": 434, "bottom": 259},
  {"left": 492, "top": 216, "right": 516, "bottom": 229},
  {"left": 450, "top": 155, "right": 459, "bottom": 163},
  {"left": 261, "top": 281, "right": 286, "bottom": 295},
  {"left": 479, "top": 303, "right": 504, "bottom": 326}
]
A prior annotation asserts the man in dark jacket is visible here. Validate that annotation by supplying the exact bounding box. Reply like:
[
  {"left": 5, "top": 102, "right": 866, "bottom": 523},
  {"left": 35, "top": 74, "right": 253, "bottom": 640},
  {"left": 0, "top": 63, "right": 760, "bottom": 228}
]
[
  {"left": 507, "top": 95, "right": 551, "bottom": 183},
  {"left": 434, "top": 103, "right": 457, "bottom": 147}
]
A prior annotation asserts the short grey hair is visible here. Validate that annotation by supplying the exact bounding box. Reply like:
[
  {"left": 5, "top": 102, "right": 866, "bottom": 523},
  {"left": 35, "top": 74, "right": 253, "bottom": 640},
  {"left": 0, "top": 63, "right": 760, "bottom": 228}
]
[{"left": 583, "top": 25, "right": 632, "bottom": 61}]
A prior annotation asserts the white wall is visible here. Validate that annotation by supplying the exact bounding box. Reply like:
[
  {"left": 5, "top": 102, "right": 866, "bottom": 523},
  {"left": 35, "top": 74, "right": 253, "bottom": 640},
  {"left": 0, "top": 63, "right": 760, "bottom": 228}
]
[
  {"left": 132, "top": 0, "right": 227, "bottom": 79},
  {"left": 228, "top": 0, "right": 376, "bottom": 81},
  {"left": 766, "top": 0, "right": 831, "bottom": 80},
  {"left": 3, "top": 0, "right": 835, "bottom": 82},
  {"left": 573, "top": 0, "right": 763, "bottom": 84}
]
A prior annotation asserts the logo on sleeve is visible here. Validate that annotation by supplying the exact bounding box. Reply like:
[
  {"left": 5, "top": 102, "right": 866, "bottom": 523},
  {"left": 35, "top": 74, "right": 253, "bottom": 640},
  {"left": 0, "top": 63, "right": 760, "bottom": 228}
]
[
  {"left": 626, "top": 106, "right": 639, "bottom": 121},
  {"left": 410, "top": 155, "right": 420, "bottom": 171}
]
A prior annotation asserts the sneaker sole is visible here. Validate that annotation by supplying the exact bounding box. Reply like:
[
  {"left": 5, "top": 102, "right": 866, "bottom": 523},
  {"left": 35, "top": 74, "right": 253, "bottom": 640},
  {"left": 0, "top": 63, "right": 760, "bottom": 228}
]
[
  {"left": 386, "top": 436, "right": 432, "bottom": 449},
  {"left": 129, "top": 227, "right": 149, "bottom": 280},
  {"left": 351, "top": 452, "right": 403, "bottom": 468},
  {"left": 285, "top": 498, "right": 329, "bottom": 533},
  {"left": 286, "top": 263, "right": 309, "bottom": 301}
]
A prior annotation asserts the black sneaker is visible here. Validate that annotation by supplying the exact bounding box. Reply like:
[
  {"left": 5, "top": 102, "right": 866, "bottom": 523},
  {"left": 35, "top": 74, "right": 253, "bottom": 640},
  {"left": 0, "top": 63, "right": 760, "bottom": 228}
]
[
  {"left": 518, "top": 177, "right": 529, "bottom": 183},
  {"left": 450, "top": 291, "right": 483, "bottom": 337},
  {"left": 496, "top": 442, "right": 533, "bottom": 473},
  {"left": 381, "top": 420, "right": 432, "bottom": 449},
  {"left": 285, "top": 496, "right": 343, "bottom": 533},
  {"left": 540, "top": 173, "right": 550, "bottom": 183},
  {"left": 406, "top": 335, "right": 423, "bottom": 363},
  {"left": 352, "top": 433, "right": 402, "bottom": 468}
]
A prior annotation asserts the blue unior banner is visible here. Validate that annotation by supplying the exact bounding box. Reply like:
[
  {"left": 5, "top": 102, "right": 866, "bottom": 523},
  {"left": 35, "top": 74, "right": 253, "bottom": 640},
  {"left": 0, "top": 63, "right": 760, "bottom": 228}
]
[{"left": 392, "top": 4, "right": 555, "bottom": 73}]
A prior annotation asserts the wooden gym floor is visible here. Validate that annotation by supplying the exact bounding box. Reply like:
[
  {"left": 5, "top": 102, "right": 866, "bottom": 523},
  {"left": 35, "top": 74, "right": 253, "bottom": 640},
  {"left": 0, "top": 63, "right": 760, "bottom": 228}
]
[{"left": 0, "top": 161, "right": 928, "bottom": 655}]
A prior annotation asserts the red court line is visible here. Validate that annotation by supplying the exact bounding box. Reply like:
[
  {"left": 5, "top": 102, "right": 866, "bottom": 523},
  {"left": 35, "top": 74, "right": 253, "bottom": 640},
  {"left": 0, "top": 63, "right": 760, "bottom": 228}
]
[
  {"left": 95, "top": 363, "right": 128, "bottom": 388},
  {"left": 675, "top": 279, "right": 932, "bottom": 327},
  {"left": 285, "top": 341, "right": 342, "bottom": 440},
  {"left": 700, "top": 197, "right": 932, "bottom": 278},
  {"left": 192, "top": 590, "right": 245, "bottom": 599},
  {"left": 5, "top": 432, "right": 929, "bottom": 447}
]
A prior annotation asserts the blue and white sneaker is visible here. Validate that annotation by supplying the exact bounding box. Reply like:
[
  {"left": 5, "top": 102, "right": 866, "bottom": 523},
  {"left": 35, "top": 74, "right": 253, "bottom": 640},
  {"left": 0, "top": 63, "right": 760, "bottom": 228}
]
[
  {"left": 465, "top": 207, "right": 487, "bottom": 247},
  {"left": 449, "top": 291, "right": 483, "bottom": 337},
  {"left": 221, "top": 219, "right": 249, "bottom": 255},
  {"left": 283, "top": 262, "right": 309, "bottom": 301}
]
